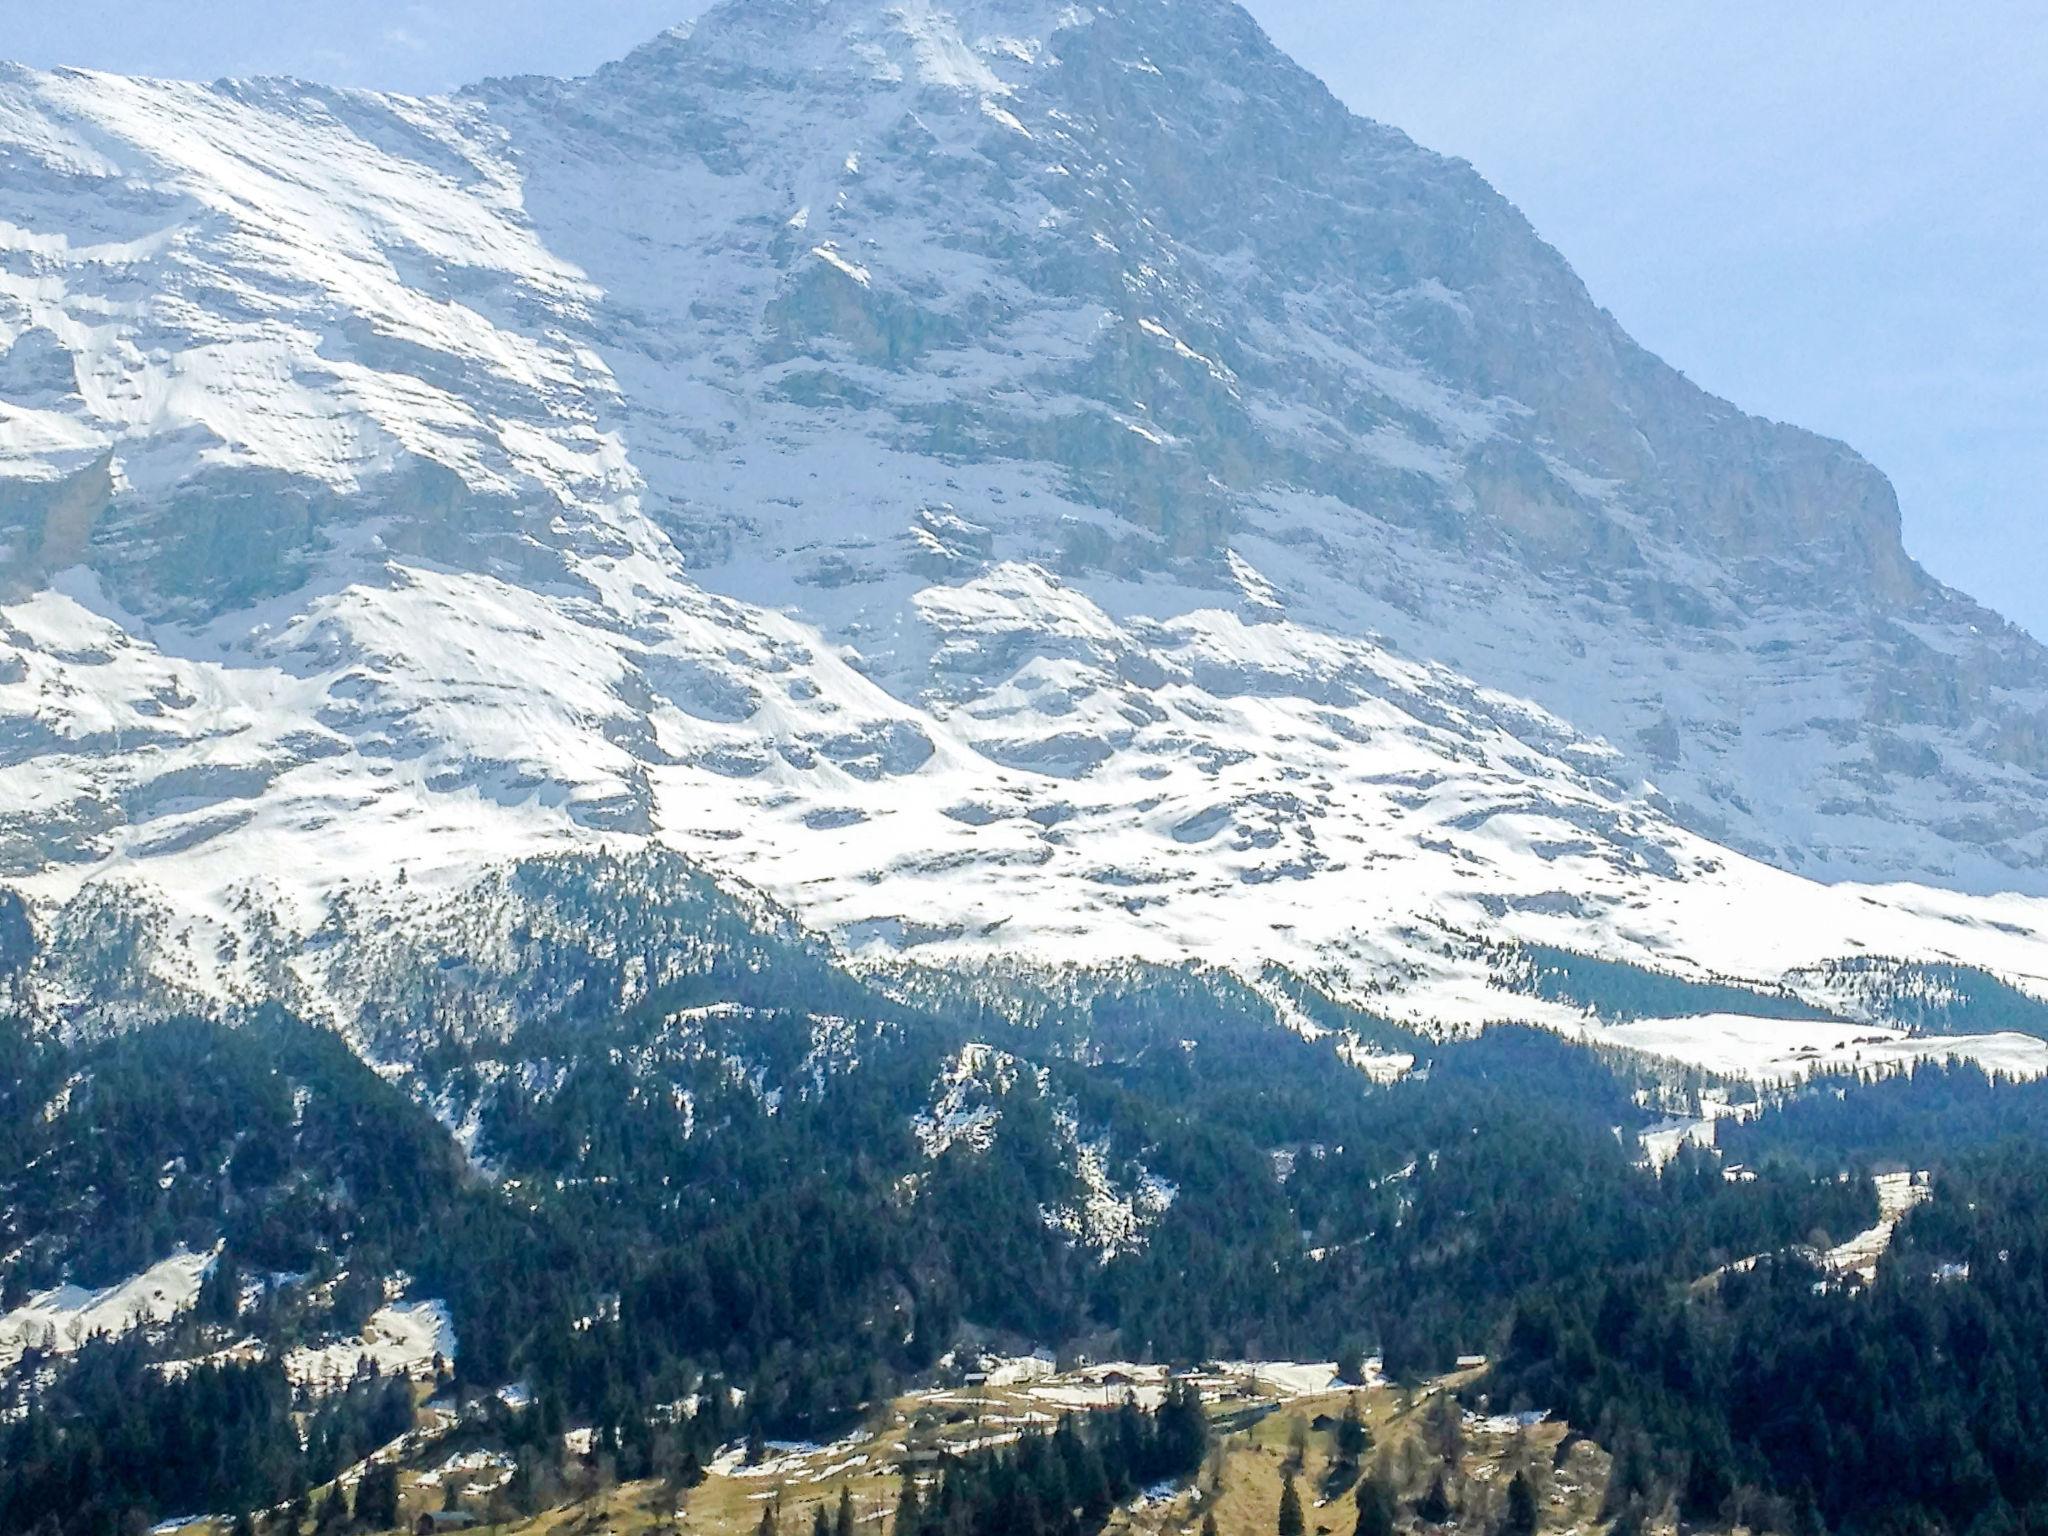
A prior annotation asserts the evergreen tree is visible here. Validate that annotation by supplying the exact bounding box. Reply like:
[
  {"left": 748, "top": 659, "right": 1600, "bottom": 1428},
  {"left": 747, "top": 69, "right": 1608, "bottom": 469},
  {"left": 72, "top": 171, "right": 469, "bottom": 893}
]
[
  {"left": 1505, "top": 1471, "right": 1538, "bottom": 1536},
  {"left": 1337, "top": 1396, "right": 1371, "bottom": 1462},
  {"left": 837, "top": 1485, "right": 857, "bottom": 1536},
  {"left": 1279, "top": 1473, "right": 1306, "bottom": 1536},
  {"left": 1424, "top": 1394, "right": 1463, "bottom": 1467},
  {"left": 315, "top": 1485, "right": 350, "bottom": 1532},
  {"left": 508, "top": 1457, "right": 542, "bottom": 1518},
  {"left": 1417, "top": 1472, "right": 1453, "bottom": 1526},
  {"left": 1353, "top": 1476, "right": 1395, "bottom": 1536},
  {"left": 355, "top": 1462, "right": 401, "bottom": 1530},
  {"left": 896, "top": 1469, "right": 924, "bottom": 1536},
  {"left": 1155, "top": 1381, "right": 1211, "bottom": 1478},
  {"left": 201, "top": 1254, "right": 243, "bottom": 1325},
  {"left": 1336, "top": 1342, "right": 1367, "bottom": 1386}
]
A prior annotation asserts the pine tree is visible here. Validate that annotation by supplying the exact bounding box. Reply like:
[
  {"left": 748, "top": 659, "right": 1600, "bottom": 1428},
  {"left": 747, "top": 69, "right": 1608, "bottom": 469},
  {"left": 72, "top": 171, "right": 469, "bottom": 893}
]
[
  {"left": 896, "top": 1468, "right": 924, "bottom": 1536},
  {"left": 1505, "top": 1471, "right": 1539, "bottom": 1536},
  {"left": 1202, "top": 1514, "right": 1220, "bottom": 1536},
  {"left": 836, "top": 1485, "right": 856, "bottom": 1536},
  {"left": 1150, "top": 1380, "right": 1209, "bottom": 1478},
  {"left": 1424, "top": 1394, "right": 1463, "bottom": 1467},
  {"left": 1337, "top": 1396, "right": 1371, "bottom": 1462},
  {"left": 315, "top": 1485, "right": 349, "bottom": 1533},
  {"left": 1337, "top": 1342, "right": 1368, "bottom": 1386},
  {"left": 1287, "top": 1415, "right": 1310, "bottom": 1470},
  {"left": 202, "top": 1254, "right": 243, "bottom": 1325},
  {"left": 355, "top": 1462, "right": 401, "bottom": 1531},
  {"left": 1354, "top": 1476, "right": 1395, "bottom": 1536},
  {"left": 1417, "top": 1472, "right": 1453, "bottom": 1525},
  {"left": 814, "top": 1503, "right": 834, "bottom": 1536},
  {"left": 508, "top": 1456, "right": 542, "bottom": 1518},
  {"left": 1279, "top": 1472, "right": 1306, "bottom": 1536}
]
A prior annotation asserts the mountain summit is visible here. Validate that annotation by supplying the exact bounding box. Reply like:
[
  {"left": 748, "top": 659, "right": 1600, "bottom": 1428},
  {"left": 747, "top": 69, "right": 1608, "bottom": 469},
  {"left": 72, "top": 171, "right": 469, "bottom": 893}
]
[{"left": 3, "top": 0, "right": 2047, "bottom": 1024}]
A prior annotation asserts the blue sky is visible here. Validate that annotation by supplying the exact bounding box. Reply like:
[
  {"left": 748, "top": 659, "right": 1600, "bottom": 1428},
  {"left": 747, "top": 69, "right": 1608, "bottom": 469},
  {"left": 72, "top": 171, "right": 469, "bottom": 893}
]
[{"left": 4, "top": 1, "right": 2042, "bottom": 636}]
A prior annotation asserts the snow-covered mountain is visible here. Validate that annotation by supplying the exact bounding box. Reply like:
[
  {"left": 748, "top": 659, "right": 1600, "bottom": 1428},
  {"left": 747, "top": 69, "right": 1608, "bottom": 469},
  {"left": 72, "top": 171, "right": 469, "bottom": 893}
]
[{"left": 5, "top": 0, "right": 2048, "bottom": 1032}]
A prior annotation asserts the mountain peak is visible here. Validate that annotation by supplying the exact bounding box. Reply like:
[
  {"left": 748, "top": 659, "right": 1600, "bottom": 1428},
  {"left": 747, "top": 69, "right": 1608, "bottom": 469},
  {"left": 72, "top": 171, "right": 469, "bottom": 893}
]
[
  {"left": 603, "top": 0, "right": 1071, "bottom": 86},
  {"left": 591, "top": 0, "right": 1330, "bottom": 126},
  {"left": 4, "top": 6, "right": 2048, "bottom": 1030}
]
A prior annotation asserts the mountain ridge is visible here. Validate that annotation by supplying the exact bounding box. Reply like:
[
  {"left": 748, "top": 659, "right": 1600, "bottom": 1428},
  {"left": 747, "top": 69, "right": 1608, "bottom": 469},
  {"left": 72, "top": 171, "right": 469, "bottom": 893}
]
[{"left": 3, "top": 0, "right": 2048, "bottom": 1035}]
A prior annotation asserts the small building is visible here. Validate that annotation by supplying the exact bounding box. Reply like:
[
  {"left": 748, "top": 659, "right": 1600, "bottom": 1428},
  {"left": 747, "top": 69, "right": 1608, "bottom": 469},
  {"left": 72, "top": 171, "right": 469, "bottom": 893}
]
[{"left": 417, "top": 1513, "right": 481, "bottom": 1535}]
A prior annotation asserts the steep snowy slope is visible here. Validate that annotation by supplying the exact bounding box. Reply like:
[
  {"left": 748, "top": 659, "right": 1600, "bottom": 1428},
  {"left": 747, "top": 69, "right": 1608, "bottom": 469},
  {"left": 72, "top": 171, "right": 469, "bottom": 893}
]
[
  {"left": 482, "top": 0, "right": 2048, "bottom": 890},
  {"left": 3, "top": 0, "right": 2047, "bottom": 1032}
]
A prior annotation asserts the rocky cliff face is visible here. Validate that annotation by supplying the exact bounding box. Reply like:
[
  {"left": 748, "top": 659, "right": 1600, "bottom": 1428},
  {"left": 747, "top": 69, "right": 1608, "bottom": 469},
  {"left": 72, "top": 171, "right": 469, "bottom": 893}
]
[
  {"left": 2, "top": 0, "right": 2047, "bottom": 1024},
  {"left": 498, "top": 0, "right": 2042, "bottom": 889}
]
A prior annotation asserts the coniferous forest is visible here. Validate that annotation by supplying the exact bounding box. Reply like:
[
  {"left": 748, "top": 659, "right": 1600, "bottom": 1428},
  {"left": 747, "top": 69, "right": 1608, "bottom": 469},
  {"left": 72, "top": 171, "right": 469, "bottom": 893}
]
[{"left": 5, "top": 865, "right": 2048, "bottom": 1535}]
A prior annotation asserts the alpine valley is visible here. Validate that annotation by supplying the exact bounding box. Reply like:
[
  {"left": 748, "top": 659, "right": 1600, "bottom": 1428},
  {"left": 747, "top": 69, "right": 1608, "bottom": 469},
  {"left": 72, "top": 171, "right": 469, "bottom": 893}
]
[{"left": 5, "top": 2, "right": 2048, "bottom": 1534}]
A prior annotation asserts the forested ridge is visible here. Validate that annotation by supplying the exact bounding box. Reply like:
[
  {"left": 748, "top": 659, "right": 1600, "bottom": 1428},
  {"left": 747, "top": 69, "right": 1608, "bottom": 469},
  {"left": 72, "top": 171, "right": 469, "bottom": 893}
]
[
  {"left": 1494, "top": 1069, "right": 2048, "bottom": 1536},
  {"left": 5, "top": 873, "right": 2048, "bottom": 1535}
]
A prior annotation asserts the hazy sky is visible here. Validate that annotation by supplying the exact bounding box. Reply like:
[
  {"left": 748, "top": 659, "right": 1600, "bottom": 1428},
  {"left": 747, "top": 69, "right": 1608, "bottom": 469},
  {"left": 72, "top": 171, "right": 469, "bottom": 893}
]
[{"left": 4, "top": 2, "right": 2042, "bottom": 635}]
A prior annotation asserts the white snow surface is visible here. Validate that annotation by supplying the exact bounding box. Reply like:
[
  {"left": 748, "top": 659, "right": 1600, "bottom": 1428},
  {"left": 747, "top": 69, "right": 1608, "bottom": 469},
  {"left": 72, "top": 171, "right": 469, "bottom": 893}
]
[
  {"left": 6, "top": 0, "right": 2048, "bottom": 1045},
  {"left": 1042, "top": 1116, "right": 1177, "bottom": 1259},
  {"left": 954, "top": 1356, "right": 1351, "bottom": 1415},
  {"left": 0, "top": 1249, "right": 213, "bottom": 1371},
  {"left": 1635, "top": 1090, "right": 1760, "bottom": 1169},
  {"left": 914, "top": 1043, "right": 1039, "bottom": 1157},
  {"left": 284, "top": 1297, "right": 455, "bottom": 1392},
  {"left": 1577, "top": 1014, "right": 2048, "bottom": 1086},
  {"left": 913, "top": 1048, "right": 1175, "bottom": 1256}
]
